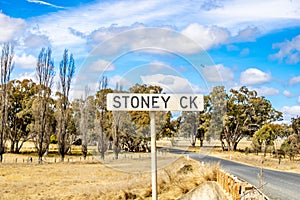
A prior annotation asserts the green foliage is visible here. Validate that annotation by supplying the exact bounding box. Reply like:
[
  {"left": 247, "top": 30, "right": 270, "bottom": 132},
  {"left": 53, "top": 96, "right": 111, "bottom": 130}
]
[
  {"left": 220, "top": 86, "right": 282, "bottom": 151},
  {"left": 159, "top": 111, "right": 180, "bottom": 138},
  {"left": 269, "top": 123, "right": 294, "bottom": 138},
  {"left": 252, "top": 124, "right": 275, "bottom": 156},
  {"left": 7, "top": 79, "right": 36, "bottom": 153},
  {"left": 291, "top": 116, "right": 300, "bottom": 135},
  {"left": 129, "top": 84, "right": 162, "bottom": 126},
  {"left": 180, "top": 111, "right": 198, "bottom": 145},
  {"left": 280, "top": 134, "right": 300, "bottom": 160},
  {"left": 208, "top": 86, "right": 226, "bottom": 140},
  {"left": 50, "top": 134, "right": 58, "bottom": 144}
]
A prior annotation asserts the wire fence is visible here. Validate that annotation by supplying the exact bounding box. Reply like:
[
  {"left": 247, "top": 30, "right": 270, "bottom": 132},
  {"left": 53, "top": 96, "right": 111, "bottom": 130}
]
[{"left": 0, "top": 149, "right": 174, "bottom": 164}]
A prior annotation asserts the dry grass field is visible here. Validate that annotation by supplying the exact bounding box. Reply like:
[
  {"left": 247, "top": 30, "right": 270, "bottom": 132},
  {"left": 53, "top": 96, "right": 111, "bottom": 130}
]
[
  {"left": 187, "top": 139, "right": 300, "bottom": 174},
  {"left": 0, "top": 154, "right": 219, "bottom": 200}
]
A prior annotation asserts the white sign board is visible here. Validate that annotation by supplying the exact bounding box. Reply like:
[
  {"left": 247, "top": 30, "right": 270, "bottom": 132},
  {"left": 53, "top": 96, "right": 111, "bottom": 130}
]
[{"left": 107, "top": 93, "right": 204, "bottom": 111}]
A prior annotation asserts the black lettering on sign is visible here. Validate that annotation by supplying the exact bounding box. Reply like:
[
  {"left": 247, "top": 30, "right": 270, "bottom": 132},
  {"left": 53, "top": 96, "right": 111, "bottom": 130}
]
[
  {"left": 141, "top": 96, "right": 149, "bottom": 108},
  {"left": 152, "top": 96, "right": 159, "bottom": 108},
  {"left": 131, "top": 96, "right": 139, "bottom": 108},
  {"left": 113, "top": 96, "right": 121, "bottom": 108},
  {"left": 190, "top": 96, "right": 198, "bottom": 109},
  {"left": 180, "top": 96, "right": 188, "bottom": 108},
  {"left": 122, "top": 96, "right": 130, "bottom": 108},
  {"left": 161, "top": 96, "right": 170, "bottom": 109}
]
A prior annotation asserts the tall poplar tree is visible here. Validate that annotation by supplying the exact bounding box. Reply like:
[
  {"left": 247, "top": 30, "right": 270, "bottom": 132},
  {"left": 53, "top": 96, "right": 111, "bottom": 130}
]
[
  {"left": 57, "top": 49, "right": 75, "bottom": 162},
  {"left": 33, "top": 47, "right": 55, "bottom": 163},
  {"left": 0, "top": 43, "right": 14, "bottom": 162}
]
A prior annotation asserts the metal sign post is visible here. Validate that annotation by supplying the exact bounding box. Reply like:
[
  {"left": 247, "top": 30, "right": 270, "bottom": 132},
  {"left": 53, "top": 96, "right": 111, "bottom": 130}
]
[
  {"left": 150, "top": 111, "right": 157, "bottom": 200},
  {"left": 107, "top": 93, "right": 204, "bottom": 200}
]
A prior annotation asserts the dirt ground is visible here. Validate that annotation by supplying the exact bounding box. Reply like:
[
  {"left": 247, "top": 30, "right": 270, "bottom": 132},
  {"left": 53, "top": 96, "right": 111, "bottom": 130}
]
[{"left": 0, "top": 154, "right": 219, "bottom": 200}]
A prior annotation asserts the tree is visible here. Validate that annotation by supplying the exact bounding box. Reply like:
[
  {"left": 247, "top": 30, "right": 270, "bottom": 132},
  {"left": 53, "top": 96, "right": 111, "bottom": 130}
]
[
  {"left": 269, "top": 123, "right": 293, "bottom": 139},
  {"left": 207, "top": 86, "right": 227, "bottom": 149},
  {"left": 0, "top": 43, "right": 14, "bottom": 162},
  {"left": 7, "top": 79, "right": 36, "bottom": 153},
  {"left": 129, "top": 84, "right": 162, "bottom": 126},
  {"left": 280, "top": 134, "right": 299, "bottom": 161},
  {"left": 159, "top": 111, "right": 180, "bottom": 138},
  {"left": 95, "top": 76, "right": 112, "bottom": 160},
  {"left": 197, "top": 109, "right": 210, "bottom": 147},
  {"left": 221, "top": 86, "right": 281, "bottom": 151},
  {"left": 291, "top": 116, "right": 300, "bottom": 135},
  {"left": 280, "top": 116, "right": 300, "bottom": 160},
  {"left": 252, "top": 124, "right": 275, "bottom": 156},
  {"left": 33, "top": 47, "right": 55, "bottom": 163},
  {"left": 72, "top": 90, "right": 97, "bottom": 160},
  {"left": 111, "top": 84, "right": 126, "bottom": 159},
  {"left": 56, "top": 49, "right": 75, "bottom": 162},
  {"left": 180, "top": 111, "right": 198, "bottom": 146},
  {"left": 74, "top": 87, "right": 90, "bottom": 160}
]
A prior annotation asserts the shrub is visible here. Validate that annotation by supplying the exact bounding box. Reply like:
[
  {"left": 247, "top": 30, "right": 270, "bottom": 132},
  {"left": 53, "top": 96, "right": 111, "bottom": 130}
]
[{"left": 50, "top": 134, "right": 58, "bottom": 144}]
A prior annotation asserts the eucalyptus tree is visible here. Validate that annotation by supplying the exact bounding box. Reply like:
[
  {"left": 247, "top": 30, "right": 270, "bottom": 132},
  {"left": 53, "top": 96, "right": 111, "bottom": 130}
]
[
  {"left": 291, "top": 116, "right": 300, "bottom": 135},
  {"left": 252, "top": 124, "right": 275, "bottom": 156},
  {"left": 33, "top": 47, "right": 55, "bottom": 163},
  {"left": 56, "top": 49, "right": 75, "bottom": 162},
  {"left": 7, "top": 79, "right": 36, "bottom": 153},
  {"left": 280, "top": 116, "right": 300, "bottom": 160},
  {"left": 159, "top": 111, "right": 181, "bottom": 138},
  {"left": 222, "top": 86, "right": 282, "bottom": 151},
  {"left": 129, "top": 84, "right": 162, "bottom": 127},
  {"left": 0, "top": 43, "right": 14, "bottom": 162}
]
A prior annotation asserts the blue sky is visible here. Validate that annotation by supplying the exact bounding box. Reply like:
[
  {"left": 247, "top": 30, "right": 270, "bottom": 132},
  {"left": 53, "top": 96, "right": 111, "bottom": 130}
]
[{"left": 0, "top": 0, "right": 300, "bottom": 123}]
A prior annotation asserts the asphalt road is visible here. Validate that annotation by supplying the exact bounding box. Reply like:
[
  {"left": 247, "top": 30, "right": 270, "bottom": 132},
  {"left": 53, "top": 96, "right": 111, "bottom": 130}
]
[{"left": 162, "top": 148, "right": 300, "bottom": 200}]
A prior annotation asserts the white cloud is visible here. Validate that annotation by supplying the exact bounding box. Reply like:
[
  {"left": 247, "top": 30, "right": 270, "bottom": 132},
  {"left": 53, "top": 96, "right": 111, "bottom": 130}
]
[
  {"left": 283, "top": 90, "right": 292, "bottom": 97},
  {"left": 0, "top": 13, "right": 26, "bottom": 42},
  {"left": 27, "top": 0, "right": 65, "bottom": 9},
  {"left": 108, "top": 75, "right": 132, "bottom": 90},
  {"left": 89, "top": 59, "right": 115, "bottom": 72},
  {"left": 281, "top": 106, "right": 300, "bottom": 122},
  {"left": 205, "top": 0, "right": 300, "bottom": 33},
  {"left": 298, "top": 96, "right": 300, "bottom": 103},
  {"left": 240, "top": 68, "right": 271, "bottom": 85},
  {"left": 181, "top": 23, "right": 230, "bottom": 50},
  {"left": 240, "top": 48, "right": 250, "bottom": 56},
  {"left": 89, "top": 26, "right": 207, "bottom": 56},
  {"left": 149, "top": 61, "right": 168, "bottom": 70},
  {"left": 234, "top": 27, "right": 260, "bottom": 42},
  {"left": 289, "top": 76, "right": 300, "bottom": 85},
  {"left": 15, "top": 0, "right": 300, "bottom": 63},
  {"left": 14, "top": 54, "right": 36, "bottom": 69},
  {"left": 15, "top": 72, "right": 37, "bottom": 82},
  {"left": 10, "top": 0, "right": 299, "bottom": 55},
  {"left": 140, "top": 74, "right": 204, "bottom": 93},
  {"left": 202, "top": 64, "right": 234, "bottom": 82},
  {"left": 201, "top": 0, "right": 223, "bottom": 11},
  {"left": 270, "top": 34, "right": 300, "bottom": 64},
  {"left": 251, "top": 86, "right": 279, "bottom": 96},
  {"left": 24, "top": 33, "right": 50, "bottom": 49}
]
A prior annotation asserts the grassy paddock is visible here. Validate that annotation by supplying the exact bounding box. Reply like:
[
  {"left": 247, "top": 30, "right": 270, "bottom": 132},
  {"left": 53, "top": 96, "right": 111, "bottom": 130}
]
[
  {"left": 186, "top": 139, "right": 300, "bottom": 173},
  {"left": 0, "top": 155, "right": 219, "bottom": 200}
]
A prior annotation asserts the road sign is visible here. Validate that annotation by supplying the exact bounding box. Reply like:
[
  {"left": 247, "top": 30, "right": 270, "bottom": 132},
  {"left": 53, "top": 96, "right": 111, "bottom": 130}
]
[
  {"left": 106, "top": 93, "right": 204, "bottom": 200},
  {"left": 107, "top": 93, "right": 204, "bottom": 111}
]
